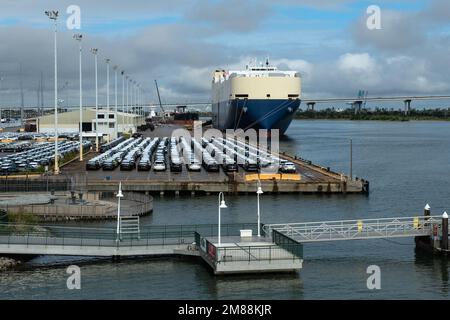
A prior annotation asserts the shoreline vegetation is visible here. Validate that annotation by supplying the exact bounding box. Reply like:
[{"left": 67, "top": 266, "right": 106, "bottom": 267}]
[
  {"left": 294, "top": 108, "right": 450, "bottom": 121},
  {"left": 199, "top": 108, "right": 450, "bottom": 121},
  {"left": 0, "top": 257, "right": 20, "bottom": 271}
]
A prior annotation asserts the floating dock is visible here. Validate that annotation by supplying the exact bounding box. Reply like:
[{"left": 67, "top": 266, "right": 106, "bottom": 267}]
[
  {"left": 0, "top": 222, "right": 304, "bottom": 275},
  {"left": 1, "top": 206, "right": 448, "bottom": 275}
]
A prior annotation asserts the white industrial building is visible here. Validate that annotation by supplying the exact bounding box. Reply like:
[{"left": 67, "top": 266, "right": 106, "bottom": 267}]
[{"left": 36, "top": 108, "right": 145, "bottom": 140}]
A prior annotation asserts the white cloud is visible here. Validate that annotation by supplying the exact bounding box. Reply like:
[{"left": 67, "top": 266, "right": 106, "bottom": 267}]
[
  {"left": 1, "top": 0, "right": 450, "bottom": 107},
  {"left": 337, "top": 53, "right": 376, "bottom": 73}
]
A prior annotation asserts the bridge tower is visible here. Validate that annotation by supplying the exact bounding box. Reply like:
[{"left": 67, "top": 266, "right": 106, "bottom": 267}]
[
  {"left": 404, "top": 99, "right": 412, "bottom": 116},
  {"left": 352, "top": 101, "right": 363, "bottom": 114},
  {"left": 306, "top": 102, "right": 316, "bottom": 111}
]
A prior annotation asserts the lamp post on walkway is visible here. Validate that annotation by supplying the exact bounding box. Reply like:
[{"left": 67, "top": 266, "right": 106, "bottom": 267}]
[
  {"left": 116, "top": 181, "right": 123, "bottom": 242},
  {"left": 256, "top": 180, "right": 263, "bottom": 237},
  {"left": 218, "top": 192, "right": 227, "bottom": 246}
]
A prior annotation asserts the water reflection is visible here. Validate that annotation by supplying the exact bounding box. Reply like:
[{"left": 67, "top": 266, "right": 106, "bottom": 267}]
[{"left": 414, "top": 248, "right": 449, "bottom": 296}]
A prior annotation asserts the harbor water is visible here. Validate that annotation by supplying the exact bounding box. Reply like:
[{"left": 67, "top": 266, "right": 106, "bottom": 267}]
[{"left": 1, "top": 120, "right": 450, "bottom": 299}]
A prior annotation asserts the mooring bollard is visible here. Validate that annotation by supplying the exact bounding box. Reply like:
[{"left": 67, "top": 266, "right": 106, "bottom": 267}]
[{"left": 442, "top": 212, "right": 448, "bottom": 250}]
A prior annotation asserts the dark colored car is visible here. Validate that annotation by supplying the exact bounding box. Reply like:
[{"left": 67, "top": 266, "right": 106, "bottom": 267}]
[
  {"left": 86, "top": 159, "right": 100, "bottom": 170},
  {"left": 137, "top": 160, "right": 151, "bottom": 171},
  {"left": 120, "top": 160, "right": 135, "bottom": 171},
  {"left": 102, "top": 159, "right": 118, "bottom": 170}
]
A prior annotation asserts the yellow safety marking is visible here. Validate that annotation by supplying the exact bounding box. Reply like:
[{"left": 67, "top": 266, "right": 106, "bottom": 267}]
[
  {"left": 244, "top": 174, "right": 260, "bottom": 182},
  {"left": 0, "top": 174, "right": 41, "bottom": 179},
  {"left": 281, "top": 174, "right": 301, "bottom": 181},
  {"left": 357, "top": 220, "right": 363, "bottom": 232},
  {"left": 413, "top": 217, "right": 419, "bottom": 229},
  {"left": 259, "top": 173, "right": 281, "bottom": 180},
  {"left": 245, "top": 173, "right": 301, "bottom": 181}
]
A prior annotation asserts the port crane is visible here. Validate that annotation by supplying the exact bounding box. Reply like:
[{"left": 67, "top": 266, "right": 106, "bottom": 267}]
[{"left": 154, "top": 79, "right": 166, "bottom": 122}]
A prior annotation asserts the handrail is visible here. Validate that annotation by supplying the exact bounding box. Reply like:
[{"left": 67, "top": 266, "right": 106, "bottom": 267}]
[
  {"left": 263, "top": 216, "right": 438, "bottom": 243},
  {"left": 265, "top": 216, "right": 441, "bottom": 228},
  {"left": 232, "top": 242, "right": 259, "bottom": 261}
]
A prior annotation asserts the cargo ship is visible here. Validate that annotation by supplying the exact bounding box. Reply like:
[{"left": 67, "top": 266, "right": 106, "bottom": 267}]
[{"left": 212, "top": 60, "right": 301, "bottom": 135}]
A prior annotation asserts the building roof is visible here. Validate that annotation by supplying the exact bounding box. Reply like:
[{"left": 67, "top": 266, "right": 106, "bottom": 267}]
[{"left": 38, "top": 108, "right": 140, "bottom": 125}]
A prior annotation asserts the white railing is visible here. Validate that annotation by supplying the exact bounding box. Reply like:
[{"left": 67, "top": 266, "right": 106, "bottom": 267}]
[{"left": 263, "top": 216, "right": 441, "bottom": 243}]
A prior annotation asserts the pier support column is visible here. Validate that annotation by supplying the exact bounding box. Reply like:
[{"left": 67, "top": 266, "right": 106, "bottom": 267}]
[
  {"left": 191, "top": 191, "right": 195, "bottom": 197},
  {"left": 175, "top": 190, "right": 180, "bottom": 197},
  {"left": 404, "top": 99, "right": 412, "bottom": 116},
  {"left": 442, "top": 212, "right": 448, "bottom": 250},
  {"left": 353, "top": 101, "right": 363, "bottom": 114},
  {"left": 306, "top": 102, "right": 316, "bottom": 111}
]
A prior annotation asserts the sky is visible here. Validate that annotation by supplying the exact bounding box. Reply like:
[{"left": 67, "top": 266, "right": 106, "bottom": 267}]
[{"left": 0, "top": 0, "right": 449, "bottom": 109}]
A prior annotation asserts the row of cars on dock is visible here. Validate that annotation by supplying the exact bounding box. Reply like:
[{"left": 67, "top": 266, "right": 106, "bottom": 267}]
[
  {"left": 196, "top": 137, "right": 297, "bottom": 173},
  {"left": 0, "top": 131, "right": 81, "bottom": 143},
  {"left": 86, "top": 136, "right": 297, "bottom": 174},
  {"left": 0, "top": 140, "right": 91, "bottom": 174}
]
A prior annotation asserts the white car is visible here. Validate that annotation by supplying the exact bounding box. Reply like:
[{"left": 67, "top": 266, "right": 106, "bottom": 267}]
[
  {"left": 188, "top": 161, "right": 201, "bottom": 171},
  {"left": 281, "top": 162, "right": 297, "bottom": 173},
  {"left": 153, "top": 161, "right": 166, "bottom": 171}
]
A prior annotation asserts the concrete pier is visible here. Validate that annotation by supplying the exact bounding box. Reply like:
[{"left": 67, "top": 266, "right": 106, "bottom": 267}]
[{"left": 56, "top": 151, "right": 368, "bottom": 195}]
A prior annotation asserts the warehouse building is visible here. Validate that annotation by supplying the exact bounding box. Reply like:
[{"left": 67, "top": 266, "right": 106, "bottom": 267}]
[{"left": 36, "top": 108, "right": 145, "bottom": 140}]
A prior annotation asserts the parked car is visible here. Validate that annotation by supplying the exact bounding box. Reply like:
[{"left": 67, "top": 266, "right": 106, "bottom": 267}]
[
  {"left": 153, "top": 160, "right": 166, "bottom": 171},
  {"left": 280, "top": 161, "right": 297, "bottom": 173}
]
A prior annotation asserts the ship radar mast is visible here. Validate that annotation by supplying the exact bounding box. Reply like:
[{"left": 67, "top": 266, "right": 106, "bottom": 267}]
[{"left": 247, "top": 57, "right": 276, "bottom": 71}]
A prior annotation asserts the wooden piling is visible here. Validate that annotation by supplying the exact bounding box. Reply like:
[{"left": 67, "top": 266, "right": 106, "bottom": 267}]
[{"left": 442, "top": 212, "right": 448, "bottom": 250}]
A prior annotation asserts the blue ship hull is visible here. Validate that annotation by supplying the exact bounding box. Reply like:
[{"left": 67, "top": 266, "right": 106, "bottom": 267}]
[{"left": 213, "top": 99, "right": 301, "bottom": 135}]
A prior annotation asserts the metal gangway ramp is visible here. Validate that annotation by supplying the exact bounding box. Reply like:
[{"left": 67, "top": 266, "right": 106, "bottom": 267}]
[{"left": 263, "top": 216, "right": 441, "bottom": 243}]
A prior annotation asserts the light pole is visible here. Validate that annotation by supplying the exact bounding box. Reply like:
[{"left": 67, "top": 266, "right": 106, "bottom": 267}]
[
  {"left": 135, "top": 81, "right": 138, "bottom": 116},
  {"left": 0, "top": 75, "right": 3, "bottom": 121},
  {"left": 116, "top": 181, "right": 123, "bottom": 242},
  {"left": 136, "top": 83, "right": 139, "bottom": 117},
  {"left": 45, "top": 10, "right": 60, "bottom": 175},
  {"left": 138, "top": 85, "right": 141, "bottom": 117},
  {"left": 105, "top": 58, "right": 110, "bottom": 141},
  {"left": 73, "top": 33, "right": 83, "bottom": 161},
  {"left": 126, "top": 76, "right": 129, "bottom": 132},
  {"left": 113, "top": 65, "right": 118, "bottom": 139},
  {"left": 217, "top": 192, "right": 227, "bottom": 246},
  {"left": 133, "top": 81, "right": 137, "bottom": 130},
  {"left": 349, "top": 138, "right": 353, "bottom": 180},
  {"left": 90, "top": 48, "right": 99, "bottom": 152},
  {"left": 121, "top": 71, "right": 125, "bottom": 131},
  {"left": 131, "top": 80, "right": 134, "bottom": 116},
  {"left": 137, "top": 83, "right": 140, "bottom": 116},
  {"left": 130, "top": 78, "right": 134, "bottom": 131},
  {"left": 138, "top": 84, "right": 141, "bottom": 117},
  {"left": 256, "top": 180, "right": 263, "bottom": 237}
]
